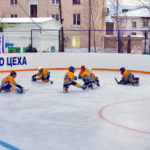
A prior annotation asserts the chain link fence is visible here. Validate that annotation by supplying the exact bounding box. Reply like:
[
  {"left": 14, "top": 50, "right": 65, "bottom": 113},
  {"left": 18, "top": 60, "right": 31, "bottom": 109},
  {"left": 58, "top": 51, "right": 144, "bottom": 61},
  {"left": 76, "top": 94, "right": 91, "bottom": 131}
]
[{"left": 1, "top": 29, "right": 150, "bottom": 54}]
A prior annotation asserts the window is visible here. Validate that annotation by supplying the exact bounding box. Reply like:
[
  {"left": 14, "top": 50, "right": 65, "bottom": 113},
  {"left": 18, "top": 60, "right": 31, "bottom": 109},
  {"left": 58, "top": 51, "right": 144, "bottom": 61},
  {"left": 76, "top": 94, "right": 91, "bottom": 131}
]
[
  {"left": 10, "top": 0, "right": 17, "bottom": 5},
  {"left": 72, "top": 36, "right": 80, "bottom": 47},
  {"left": 143, "top": 21, "right": 148, "bottom": 27},
  {"left": 132, "top": 32, "right": 136, "bottom": 35},
  {"left": 132, "top": 21, "right": 136, "bottom": 28},
  {"left": 30, "top": 5, "right": 37, "bottom": 17},
  {"left": 73, "top": 0, "right": 80, "bottom": 4},
  {"left": 122, "top": 9, "right": 129, "bottom": 13},
  {"left": 52, "top": 14, "right": 59, "bottom": 21},
  {"left": 11, "top": 14, "right": 17, "bottom": 18},
  {"left": 73, "top": 14, "right": 80, "bottom": 26},
  {"left": 52, "top": 0, "right": 59, "bottom": 5}
]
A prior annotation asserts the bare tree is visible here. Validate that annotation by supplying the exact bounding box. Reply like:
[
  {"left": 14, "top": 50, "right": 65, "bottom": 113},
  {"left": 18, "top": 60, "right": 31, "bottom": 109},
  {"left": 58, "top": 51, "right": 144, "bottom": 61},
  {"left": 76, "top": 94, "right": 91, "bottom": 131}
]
[
  {"left": 81, "top": 0, "right": 107, "bottom": 52},
  {"left": 138, "top": 0, "right": 150, "bottom": 10},
  {"left": 111, "top": 0, "right": 128, "bottom": 52}
]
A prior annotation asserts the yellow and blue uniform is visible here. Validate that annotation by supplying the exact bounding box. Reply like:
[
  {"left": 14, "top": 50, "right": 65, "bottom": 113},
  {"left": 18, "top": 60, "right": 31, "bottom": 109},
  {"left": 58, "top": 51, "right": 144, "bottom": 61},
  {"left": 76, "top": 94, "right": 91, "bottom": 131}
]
[
  {"left": 32, "top": 68, "right": 50, "bottom": 82},
  {"left": 88, "top": 71, "right": 96, "bottom": 80},
  {"left": 122, "top": 70, "right": 134, "bottom": 82},
  {"left": 78, "top": 68, "right": 92, "bottom": 84},
  {"left": 88, "top": 70, "right": 100, "bottom": 86},
  {"left": 64, "top": 71, "right": 83, "bottom": 88},
  {"left": 78, "top": 68, "right": 88, "bottom": 79},
  {"left": 1, "top": 75, "right": 22, "bottom": 93}
]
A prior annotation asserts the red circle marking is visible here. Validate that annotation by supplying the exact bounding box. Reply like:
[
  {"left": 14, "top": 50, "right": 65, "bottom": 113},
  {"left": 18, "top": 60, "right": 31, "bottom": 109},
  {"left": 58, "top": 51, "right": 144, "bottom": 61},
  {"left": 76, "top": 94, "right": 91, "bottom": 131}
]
[{"left": 99, "top": 99, "right": 150, "bottom": 135}]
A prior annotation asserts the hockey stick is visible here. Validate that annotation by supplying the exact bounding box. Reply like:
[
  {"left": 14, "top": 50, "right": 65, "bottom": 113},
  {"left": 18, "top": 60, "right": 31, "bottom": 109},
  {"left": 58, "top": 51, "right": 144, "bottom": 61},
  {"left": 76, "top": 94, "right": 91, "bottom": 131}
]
[
  {"left": 10, "top": 83, "right": 27, "bottom": 93},
  {"left": 114, "top": 78, "right": 120, "bottom": 84},
  {"left": 32, "top": 76, "right": 53, "bottom": 84}
]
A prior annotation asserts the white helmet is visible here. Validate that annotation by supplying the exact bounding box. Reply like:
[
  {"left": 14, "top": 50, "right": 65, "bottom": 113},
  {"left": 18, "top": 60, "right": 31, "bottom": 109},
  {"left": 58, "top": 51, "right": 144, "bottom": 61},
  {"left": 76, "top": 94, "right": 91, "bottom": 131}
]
[
  {"left": 87, "top": 67, "right": 92, "bottom": 71},
  {"left": 38, "top": 66, "right": 43, "bottom": 71}
]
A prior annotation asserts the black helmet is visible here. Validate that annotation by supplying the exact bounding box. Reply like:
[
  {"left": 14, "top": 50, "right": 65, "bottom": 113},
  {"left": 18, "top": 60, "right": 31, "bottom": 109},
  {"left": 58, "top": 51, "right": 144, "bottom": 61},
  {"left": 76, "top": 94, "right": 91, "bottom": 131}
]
[
  {"left": 10, "top": 71, "right": 17, "bottom": 77},
  {"left": 120, "top": 67, "right": 125, "bottom": 74}
]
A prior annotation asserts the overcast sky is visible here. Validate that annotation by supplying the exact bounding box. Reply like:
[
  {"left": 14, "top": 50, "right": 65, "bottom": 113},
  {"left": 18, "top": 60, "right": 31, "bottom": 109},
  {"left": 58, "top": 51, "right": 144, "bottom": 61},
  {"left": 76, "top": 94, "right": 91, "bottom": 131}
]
[{"left": 107, "top": 0, "right": 150, "bottom": 6}]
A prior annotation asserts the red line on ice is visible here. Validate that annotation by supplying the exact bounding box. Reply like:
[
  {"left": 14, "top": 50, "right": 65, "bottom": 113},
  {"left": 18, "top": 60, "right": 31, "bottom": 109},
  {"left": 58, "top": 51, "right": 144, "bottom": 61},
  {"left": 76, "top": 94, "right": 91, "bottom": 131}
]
[{"left": 99, "top": 99, "right": 150, "bottom": 135}]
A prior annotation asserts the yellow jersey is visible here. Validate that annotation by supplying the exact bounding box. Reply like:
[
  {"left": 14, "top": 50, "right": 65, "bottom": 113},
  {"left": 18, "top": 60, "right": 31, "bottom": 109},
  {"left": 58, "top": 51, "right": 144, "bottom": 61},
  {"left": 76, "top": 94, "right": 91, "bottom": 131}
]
[
  {"left": 122, "top": 70, "right": 131, "bottom": 78},
  {"left": 2, "top": 75, "right": 16, "bottom": 85},
  {"left": 79, "top": 68, "right": 91, "bottom": 78},
  {"left": 88, "top": 71, "right": 96, "bottom": 79},
  {"left": 37, "top": 68, "right": 49, "bottom": 78},
  {"left": 64, "top": 71, "right": 75, "bottom": 82}
]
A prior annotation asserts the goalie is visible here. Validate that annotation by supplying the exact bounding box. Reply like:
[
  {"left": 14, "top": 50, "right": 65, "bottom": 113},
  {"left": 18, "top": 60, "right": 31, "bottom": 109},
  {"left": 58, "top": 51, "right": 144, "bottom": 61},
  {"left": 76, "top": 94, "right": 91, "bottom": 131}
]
[
  {"left": 0, "top": 71, "right": 23, "bottom": 93},
  {"left": 118, "top": 67, "right": 139, "bottom": 85},
  {"left": 32, "top": 66, "right": 51, "bottom": 83}
]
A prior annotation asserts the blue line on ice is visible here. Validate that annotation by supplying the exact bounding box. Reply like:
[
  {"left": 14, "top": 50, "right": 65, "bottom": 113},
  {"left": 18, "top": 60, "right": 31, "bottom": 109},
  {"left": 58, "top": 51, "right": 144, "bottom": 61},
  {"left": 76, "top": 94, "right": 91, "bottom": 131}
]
[{"left": 0, "top": 140, "right": 20, "bottom": 150}]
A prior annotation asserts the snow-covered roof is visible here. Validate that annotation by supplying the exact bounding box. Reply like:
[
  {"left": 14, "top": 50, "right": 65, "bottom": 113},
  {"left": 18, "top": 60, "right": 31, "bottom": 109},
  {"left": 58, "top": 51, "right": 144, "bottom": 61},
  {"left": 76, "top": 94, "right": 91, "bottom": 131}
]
[
  {"left": 118, "top": 8, "right": 150, "bottom": 17},
  {"left": 0, "top": 17, "right": 57, "bottom": 24}
]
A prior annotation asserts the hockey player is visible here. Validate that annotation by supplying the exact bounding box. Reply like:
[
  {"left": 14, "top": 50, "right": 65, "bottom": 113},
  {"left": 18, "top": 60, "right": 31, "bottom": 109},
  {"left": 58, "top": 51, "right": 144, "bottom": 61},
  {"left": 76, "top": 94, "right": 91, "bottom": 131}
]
[
  {"left": 0, "top": 71, "right": 23, "bottom": 93},
  {"left": 78, "top": 65, "right": 93, "bottom": 88},
  {"left": 87, "top": 67, "right": 100, "bottom": 87},
  {"left": 63, "top": 66, "right": 86, "bottom": 92},
  {"left": 118, "top": 67, "right": 139, "bottom": 85},
  {"left": 32, "top": 66, "right": 51, "bottom": 83},
  {"left": 78, "top": 65, "right": 88, "bottom": 79}
]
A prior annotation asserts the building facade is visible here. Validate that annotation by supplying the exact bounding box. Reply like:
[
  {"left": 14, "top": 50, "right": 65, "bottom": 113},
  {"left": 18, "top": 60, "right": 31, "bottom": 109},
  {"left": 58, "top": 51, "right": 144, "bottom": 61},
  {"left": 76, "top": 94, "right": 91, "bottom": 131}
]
[{"left": 0, "top": 0, "right": 106, "bottom": 50}]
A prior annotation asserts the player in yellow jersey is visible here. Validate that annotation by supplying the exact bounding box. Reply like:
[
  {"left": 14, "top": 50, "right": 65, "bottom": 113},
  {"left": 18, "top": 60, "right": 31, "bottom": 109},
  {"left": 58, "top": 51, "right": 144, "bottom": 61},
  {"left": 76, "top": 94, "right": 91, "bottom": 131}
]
[
  {"left": 78, "top": 65, "right": 93, "bottom": 88},
  {"left": 87, "top": 67, "right": 100, "bottom": 87},
  {"left": 118, "top": 67, "right": 139, "bottom": 85},
  {"left": 78, "top": 65, "right": 88, "bottom": 79},
  {"left": 63, "top": 66, "right": 86, "bottom": 92},
  {"left": 0, "top": 71, "right": 23, "bottom": 93},
  {"left": 32, "top": 66, "right": 52, "bottom": 83}
]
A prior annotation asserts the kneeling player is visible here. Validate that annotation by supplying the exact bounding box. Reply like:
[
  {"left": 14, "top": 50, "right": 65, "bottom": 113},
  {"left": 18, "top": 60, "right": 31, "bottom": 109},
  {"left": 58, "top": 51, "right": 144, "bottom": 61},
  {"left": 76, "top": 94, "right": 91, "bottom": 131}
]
[
  {"left": 87, "top": 67, "right": 100, "bottom": 87},
  {"left": 32, "top": 66, "right": 51, "bottom": 83},
  {"left": 78, "top": 65, "right": 93, "bottom": 89},
  {"left": 118, "top": 67, "right": 139, "bottom": 85},
  {"left": 0, "top": 71, "right": 23, "bottom": 93},
  {"left": 63, "top": 66, "right": 86, "bottom": 92}
]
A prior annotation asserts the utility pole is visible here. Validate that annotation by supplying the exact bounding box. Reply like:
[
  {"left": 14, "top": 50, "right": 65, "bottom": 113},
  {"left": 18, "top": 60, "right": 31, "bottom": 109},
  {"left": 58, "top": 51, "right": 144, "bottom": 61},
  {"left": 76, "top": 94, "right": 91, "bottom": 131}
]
[
  {"left": 89, "top": 0, "right": 91, "bottom": 30},
  {"left": 116, "top": 0, "right": 119, "bottom": 29},
  {"left": 88, "top": 0, "right": 91, "bottom": 52},
  {"left": 59, "top": 0, "right": 64, "bottom": 52},
  {"left": 116, "top": 0, "right": 118, "bottom": 17}
]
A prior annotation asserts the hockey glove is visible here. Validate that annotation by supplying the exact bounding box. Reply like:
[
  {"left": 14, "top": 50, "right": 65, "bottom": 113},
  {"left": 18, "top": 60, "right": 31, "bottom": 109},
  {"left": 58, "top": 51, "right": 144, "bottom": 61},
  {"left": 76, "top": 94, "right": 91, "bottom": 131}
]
[
  {"left": 74, "top": 76, "right": 77, "bottom": 80},
  {"left": 78, "top": 75, "right": 81, "bottom": 79}
]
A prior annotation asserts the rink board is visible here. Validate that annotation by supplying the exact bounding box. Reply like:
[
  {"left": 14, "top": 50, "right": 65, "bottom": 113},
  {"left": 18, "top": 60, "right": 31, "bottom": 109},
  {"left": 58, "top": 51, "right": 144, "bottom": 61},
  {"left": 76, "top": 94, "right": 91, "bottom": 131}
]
[{"left": 0, "top": 53, "right": 150, "bottom": 73}]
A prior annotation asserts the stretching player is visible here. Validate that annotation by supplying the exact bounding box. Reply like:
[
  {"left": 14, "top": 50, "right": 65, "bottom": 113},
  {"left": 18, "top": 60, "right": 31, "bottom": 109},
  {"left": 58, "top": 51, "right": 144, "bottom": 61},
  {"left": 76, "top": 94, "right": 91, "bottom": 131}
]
[
  {"left": 78, "top": 65, "right": 93, "bottom": 88},
  {"left": 63, "top": 66, "right": 86, "bottom": 92},
  {"left": 118, "top": 67, "right": 139, "bottom": 85},
  {"left": 0, "top": 71, "right": 23, "bottom": 93},
  {"left": 87, "top": 67, "right": 100, "bottom": 87},
  {"left": 32, "top": 66, "right": 51, "bottom": 83}
]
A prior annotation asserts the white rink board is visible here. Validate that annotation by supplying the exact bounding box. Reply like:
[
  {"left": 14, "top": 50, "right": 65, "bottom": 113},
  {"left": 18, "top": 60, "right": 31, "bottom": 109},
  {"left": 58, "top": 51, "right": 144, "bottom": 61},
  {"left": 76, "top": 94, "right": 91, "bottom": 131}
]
[{"left": 0, "top": 53, "right": 150, "bottom": 71}]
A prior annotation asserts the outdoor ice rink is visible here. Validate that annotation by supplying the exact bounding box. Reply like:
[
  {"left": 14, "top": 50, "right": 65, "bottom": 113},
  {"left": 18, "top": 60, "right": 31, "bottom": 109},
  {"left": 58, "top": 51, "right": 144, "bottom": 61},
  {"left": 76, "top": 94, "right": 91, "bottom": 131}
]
[{"left": 0, "top": 70, "right": 150, "bottom": 150}]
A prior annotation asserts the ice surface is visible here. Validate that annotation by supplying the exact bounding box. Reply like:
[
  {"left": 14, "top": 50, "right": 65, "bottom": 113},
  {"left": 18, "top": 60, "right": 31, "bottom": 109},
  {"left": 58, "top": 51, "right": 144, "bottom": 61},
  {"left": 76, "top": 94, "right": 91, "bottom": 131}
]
[{"left": 0, "top": 71, "right": 150, "bottom": 150}]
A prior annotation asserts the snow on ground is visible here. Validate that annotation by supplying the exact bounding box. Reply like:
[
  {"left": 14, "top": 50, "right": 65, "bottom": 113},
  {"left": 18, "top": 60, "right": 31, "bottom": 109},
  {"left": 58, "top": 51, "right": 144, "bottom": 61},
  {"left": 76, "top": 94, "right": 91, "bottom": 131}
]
[{"left": 0, "top": 70, "right": 150, "bottom": 150}]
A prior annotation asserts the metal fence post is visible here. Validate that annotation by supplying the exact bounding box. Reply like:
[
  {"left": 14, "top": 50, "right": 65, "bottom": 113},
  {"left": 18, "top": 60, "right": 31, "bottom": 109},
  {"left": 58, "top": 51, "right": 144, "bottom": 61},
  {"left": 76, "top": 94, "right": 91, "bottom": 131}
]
[
  {"left": 118, "top": 30, "right": 120, "bottom": 53},
  {"left": 144, "top": 30, "right": 147, "bottom": 54},
  {"left": 59, "top": 30, "right": 61, "bottom": 52},
  {"left": 31, "top": 29, "right": 33, "bottom": 52},
  {"left": 88, "top": 30, "right": 91, "bottom": 53}
]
